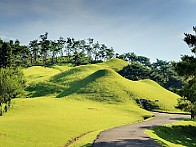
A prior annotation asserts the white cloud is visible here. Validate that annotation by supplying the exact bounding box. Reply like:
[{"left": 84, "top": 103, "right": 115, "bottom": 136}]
[{"left": 0, "top": 33, "right": 16, "bottom": 41}]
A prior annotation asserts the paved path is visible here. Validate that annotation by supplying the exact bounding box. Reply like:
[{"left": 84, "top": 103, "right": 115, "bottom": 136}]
[{"left": 93, "top": 112, "right": 190, "bottom": 147}]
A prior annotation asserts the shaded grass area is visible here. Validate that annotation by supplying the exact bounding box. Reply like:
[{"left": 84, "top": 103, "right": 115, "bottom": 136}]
[
  {"left": 56, "top": 69, "right": 107, "bottom": 98},
  {"left": 146, "top": 120, "right": 196, "bottom": 147},
  {"left": 26, "top": 82, "right": 65, "bottom": 97}
]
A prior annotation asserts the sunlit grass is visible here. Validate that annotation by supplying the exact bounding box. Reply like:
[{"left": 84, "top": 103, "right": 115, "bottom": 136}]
[
  {"left": 23, "top": 66, "right": 61, "bottom": 84},
  {"left": 0, "top": 98, "right": 151, "bottom": 147},
  {"left": 0, "top": 58, "right": 183, "bottom": 146},
  {"left": 98, "top": 58, "right": 128, "bottom": 71}
]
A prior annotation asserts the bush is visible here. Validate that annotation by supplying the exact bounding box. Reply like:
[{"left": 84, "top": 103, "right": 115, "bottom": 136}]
[{"left": 0, "top": 68, "right": 26, "bottom": 115}]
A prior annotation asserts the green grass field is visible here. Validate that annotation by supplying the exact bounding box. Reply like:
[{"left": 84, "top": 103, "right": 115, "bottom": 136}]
[
  {"left": 145, "top": 120, "right": 196, "bottom": 147},
  {"left": 0, "top": 98, "right": 152, "bottom": 147},
  {"left": 0, "top": 58, "right": 184, "bottom": 146}
]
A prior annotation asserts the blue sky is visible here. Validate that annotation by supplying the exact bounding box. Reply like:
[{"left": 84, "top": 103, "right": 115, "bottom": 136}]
[{"left": 0, "top": 0, "right": 196, "bottom": 61}]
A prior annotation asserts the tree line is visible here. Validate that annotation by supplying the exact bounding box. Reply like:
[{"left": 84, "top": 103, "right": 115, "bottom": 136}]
[{"left": 0, "top": 32, "right": 115, "bottom": 68}]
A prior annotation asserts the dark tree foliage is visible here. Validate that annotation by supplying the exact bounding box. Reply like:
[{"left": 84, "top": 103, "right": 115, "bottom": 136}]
[
  {"left": 29, "top": 39, "right": 39, "bottom": 64},
  {"left": 175, "top": 26, "right": 196, "bottom": 119},
  {"left": 118, "top": 53, "right": 184, "bottom": 90},
  {"left": 119, "top": 62, "right": 151, "bottom": 80},
  {"left": 1, "top": 33, "right": 116, "bottom": 67},
  {"left": 0, "top": 42, "right": 12, "bottom": 68},
  {"left": 0, "top": 39, "right": 31, "bottom": 68}
]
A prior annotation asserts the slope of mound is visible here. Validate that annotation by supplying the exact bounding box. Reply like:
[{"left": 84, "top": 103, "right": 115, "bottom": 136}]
[
  {"left": 98, "top": 58, "right": 128, "bottom": 71},
  {"left": 26, "top": 59, "right": 128, "bottom": 98},
  {"left": 25, "top": 64, "right": 103, "bottom": 97},
  {"left": 129, "top": 79, "right": 180, "bottom": 111},
  {"left": 56, "top": 69, "right": 133, "bottom": 103},
  {"left": 57, "top": 68, "right": 179, "bottom": 111},
  {"left": 51, "top": 64, "right": 102, "bottom": 86},
  {"left": 23, "top": 66, "right": 61, "bottom": 84}
]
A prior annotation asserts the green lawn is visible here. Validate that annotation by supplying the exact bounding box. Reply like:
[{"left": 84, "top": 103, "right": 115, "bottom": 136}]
[
  {"left": 0, "top": 98, "right": 151, "bottom": 147},
  {"left": 0, "top": 58, "right": 184, "bottom": 146},
  {"left": 146, "top": 120, "right": 196, "bottom": 147}
]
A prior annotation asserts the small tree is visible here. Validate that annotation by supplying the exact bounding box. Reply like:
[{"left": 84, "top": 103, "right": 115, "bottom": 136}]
[
  {"left": 29, "top": 40, "right": 39, "bottom": 64},
  {"left": 175, "top": 26, "right": 196, "bottom": 119},
  {"left": 39, "top": 32, "right": 50, "bottom": 66},
  {"left": 0, "top": 68, "right": 26, "bottom": 115}
]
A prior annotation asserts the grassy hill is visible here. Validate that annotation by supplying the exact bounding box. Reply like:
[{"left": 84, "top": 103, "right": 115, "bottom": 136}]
[
  {"left": 0, "top": 58, "right": 182, "bottom": 146},
  {"left": 26, "top": 58, "right": 180, "bottom": 111}
]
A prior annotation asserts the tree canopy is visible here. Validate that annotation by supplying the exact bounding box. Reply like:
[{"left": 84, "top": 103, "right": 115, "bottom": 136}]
[
  {"left": 175, "top": 26, "right": 196, "bottom": 119},
  {"left": 118, "top": 53, "right": 184, "bottom": 90}
]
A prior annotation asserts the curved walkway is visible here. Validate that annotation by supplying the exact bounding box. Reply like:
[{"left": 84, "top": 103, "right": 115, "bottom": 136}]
[{"left": 93, "top": 112, "right": 190, "bottom": 147}]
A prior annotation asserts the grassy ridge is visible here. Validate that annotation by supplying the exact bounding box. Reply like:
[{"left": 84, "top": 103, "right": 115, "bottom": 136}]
[{"left": 26, "top": 59, "right": 180, "bottom": 111}]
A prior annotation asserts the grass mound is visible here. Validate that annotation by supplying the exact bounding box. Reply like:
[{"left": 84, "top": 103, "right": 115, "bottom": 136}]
[
  {"left": 146, "top": 120, "right": 196, "bottom": 147},
  {"left": 25, "top": 59, "right": 180, "bottom": 112},
  {"left": 129, "top": 79, "right": 180, "bottom": 111},
  {"left": 25, "top": 59, "right": 128, "bottom": 98},
  {"left": 67, "top": 69, "right": 133, "bottom": 103}
]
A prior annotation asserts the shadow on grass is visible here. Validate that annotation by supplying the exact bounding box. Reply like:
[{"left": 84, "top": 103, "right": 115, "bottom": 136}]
[
  {"left": 26, "top": 69, "right": 115, "bottom": 99},
  {"left": 51, "top": 68, "right": 82, "bottom": 85},
  {"left": 152, "top": 125, "right": 196, "bottom": 147},
  {"left": 93, "top": 138, "right": 162, "bottom": 147},
  {"left": 136, "top": 99, "right": 160, "bottom": 111},
  {"left": 26, "top": 82, "right": 65, "bottom": 97},
  {"left": 25, "top": 68, "right": 81, "bottom": 98},
  {"left": 147, "top": 100, "right": 160, "bottom": 111},
  {"left": 56, "top": 69, "right": 109, "bottom": 98},
  {"left": 81, "top": 143, "right": 92, "bottom": 147}
]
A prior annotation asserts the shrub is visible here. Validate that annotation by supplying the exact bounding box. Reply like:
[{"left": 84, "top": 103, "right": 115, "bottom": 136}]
[{"left": 0, "top": 68, "right": 26, "bottom": 115}]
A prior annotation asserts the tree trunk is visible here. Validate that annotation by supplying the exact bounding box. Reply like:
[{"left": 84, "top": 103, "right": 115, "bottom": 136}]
[
  {"left": 0, "top": 103, "right": 2, "bottom": 116},
  {"left": 191, "top": 110, "right": 195, "bottom": 119}
]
